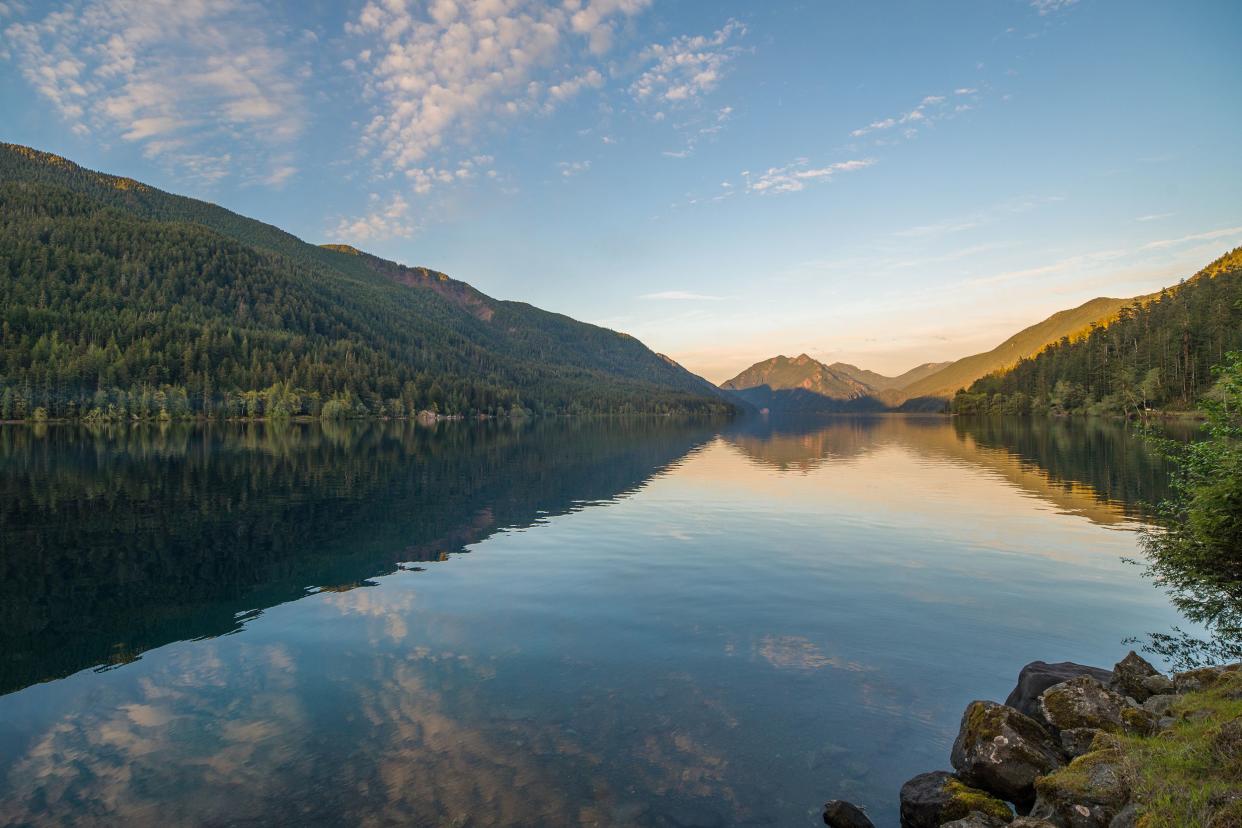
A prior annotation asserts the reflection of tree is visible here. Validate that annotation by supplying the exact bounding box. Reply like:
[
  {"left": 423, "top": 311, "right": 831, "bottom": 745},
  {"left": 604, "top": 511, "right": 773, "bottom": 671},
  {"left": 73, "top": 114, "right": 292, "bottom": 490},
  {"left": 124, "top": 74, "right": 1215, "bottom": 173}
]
[
  {"left": 0, "top": 419, "right": 713, "bottom": 696},
  {"left": 720, "top": 415, "right": 1172, "bottom": 524}
]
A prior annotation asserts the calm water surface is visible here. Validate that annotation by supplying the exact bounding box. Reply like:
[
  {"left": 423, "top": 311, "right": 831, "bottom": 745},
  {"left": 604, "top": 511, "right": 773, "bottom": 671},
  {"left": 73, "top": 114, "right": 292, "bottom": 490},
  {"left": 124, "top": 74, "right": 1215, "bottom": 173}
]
[{"left": 0, "top": 416, "right": 1187, "bottom": 826}]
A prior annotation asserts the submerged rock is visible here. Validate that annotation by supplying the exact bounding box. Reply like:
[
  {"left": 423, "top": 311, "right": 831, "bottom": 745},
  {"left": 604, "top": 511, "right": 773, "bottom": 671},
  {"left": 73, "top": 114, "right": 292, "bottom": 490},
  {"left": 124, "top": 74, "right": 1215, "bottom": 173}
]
[
  {"left": 899, "top": 771, "right": 1012, "bottom": 828},
  {"left": 1030, "top": 746, "right": 1129, "bottom": 828},
  {"left": 1108, "top": 651, "right": 1160, "bottom": 703},
  {"left": 1039, "top": 677, "right": 1155, "bottom": 738},
  {"left": 951, "top": 701, "right": 1065, "bottom": 807},
  {"left": 1005, "top": 662, "right": 1112, "bottom": 721},
  {"left": 822, "top": 799, "right": 874, "bottom": 828}
]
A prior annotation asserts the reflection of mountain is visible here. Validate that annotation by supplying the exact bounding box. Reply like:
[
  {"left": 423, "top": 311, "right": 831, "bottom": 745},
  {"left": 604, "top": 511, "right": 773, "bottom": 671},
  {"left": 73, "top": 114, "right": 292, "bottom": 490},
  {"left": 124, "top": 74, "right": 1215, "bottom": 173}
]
[
  {"left": 721, "top": 415, "right": 1174, "bottom": 524},
  {"left": 0, "top": 419, "right": 713, "bottom": 696}
]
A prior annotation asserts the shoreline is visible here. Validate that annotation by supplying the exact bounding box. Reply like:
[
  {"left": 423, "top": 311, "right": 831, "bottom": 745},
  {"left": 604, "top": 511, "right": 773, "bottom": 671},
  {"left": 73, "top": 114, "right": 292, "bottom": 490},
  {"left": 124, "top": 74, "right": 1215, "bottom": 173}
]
[{"left": 824, "top": 653, "right": 1241, "bottom": 828}]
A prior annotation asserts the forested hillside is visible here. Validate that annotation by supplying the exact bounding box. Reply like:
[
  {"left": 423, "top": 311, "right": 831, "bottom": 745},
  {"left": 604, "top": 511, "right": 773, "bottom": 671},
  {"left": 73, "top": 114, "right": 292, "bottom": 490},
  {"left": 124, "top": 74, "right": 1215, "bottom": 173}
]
[
  {"left": 0, "top": 144, "right": 734, "bottom": 420},
  {"left": 952, "top": 249, "right": 1242, "bottom": 416}
]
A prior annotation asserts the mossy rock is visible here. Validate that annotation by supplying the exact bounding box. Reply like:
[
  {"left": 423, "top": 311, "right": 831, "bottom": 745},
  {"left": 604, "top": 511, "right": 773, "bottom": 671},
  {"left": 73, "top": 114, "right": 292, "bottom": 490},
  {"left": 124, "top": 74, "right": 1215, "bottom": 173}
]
[
  {"left": 1031, "top": 748, "right": 1129, "bottom": 827},
  {"left": 1110, "top": 652, "right": 1160, "bottom": 703},
  {"left": 952, "top": 700, "right": 1065, "bottom": 807},
  {"left": 899, "top": 771, "right": 1013, "bottom": 828},
  {"left": 1040, "top": 677, "right": 1154, "bottom": 737}
]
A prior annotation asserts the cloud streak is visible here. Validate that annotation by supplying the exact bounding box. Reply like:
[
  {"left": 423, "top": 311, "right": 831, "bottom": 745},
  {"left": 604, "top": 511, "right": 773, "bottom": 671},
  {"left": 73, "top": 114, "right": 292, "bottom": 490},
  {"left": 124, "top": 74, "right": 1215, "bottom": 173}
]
[{"left": 743, "top": 158, "right": 875, "bottom": 195}]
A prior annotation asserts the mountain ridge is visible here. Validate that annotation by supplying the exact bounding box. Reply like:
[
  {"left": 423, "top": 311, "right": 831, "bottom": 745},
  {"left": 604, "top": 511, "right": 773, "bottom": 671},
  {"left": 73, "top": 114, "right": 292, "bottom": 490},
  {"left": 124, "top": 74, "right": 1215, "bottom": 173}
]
[
  {"left": 0, "top": 142, "right": 735, "bottom": 419},
  {"left": 720, "top": 290, "right": 1180, "bottom": 413}
]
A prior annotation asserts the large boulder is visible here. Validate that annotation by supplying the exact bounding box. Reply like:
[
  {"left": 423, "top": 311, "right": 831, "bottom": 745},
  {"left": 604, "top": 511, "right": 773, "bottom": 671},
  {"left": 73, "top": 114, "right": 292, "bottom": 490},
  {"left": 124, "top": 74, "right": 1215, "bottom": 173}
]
[
  {"left": 1108, "top": 651, "right": 1161, "bottom": 703},
  {"left": 1030, "top": 746, "right": 1129, "bottom": 828},
  {"left": 823, "top": 799, "right": 874, "bottom": 828},
  {"left": 899, "top": 771, "right": 1013, "bottom": 828},
  {"left": 1172, "top": 663, "right": 1242, "bottom": 694},
  {"left": 1005, "top": 662, "right": 1112, "bottom": 721},
  {"left": 951, "top": 701, "right": 1065, "bottom": 808},
  {"left": 1039, "top": 677, "right": 1156, "bottom": 741}
]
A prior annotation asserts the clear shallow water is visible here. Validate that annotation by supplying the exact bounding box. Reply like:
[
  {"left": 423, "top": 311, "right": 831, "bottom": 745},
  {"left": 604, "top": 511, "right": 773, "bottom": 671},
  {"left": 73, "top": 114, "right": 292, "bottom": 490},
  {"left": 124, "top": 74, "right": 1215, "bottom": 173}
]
[{"left": 0, "top": 416, "right": 1186, "bottom": 826}]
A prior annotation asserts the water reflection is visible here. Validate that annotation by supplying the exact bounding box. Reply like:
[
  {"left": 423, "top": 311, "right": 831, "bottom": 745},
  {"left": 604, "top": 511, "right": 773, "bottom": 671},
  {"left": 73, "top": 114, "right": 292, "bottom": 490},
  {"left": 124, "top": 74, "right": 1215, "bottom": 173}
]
[
  {"left": 0, "top": 419, "right": 716, "bottom": 696},
  {"left": 0, "top": 416, "right": 1185, "bottom": 826},
  {"left": 723, "top": 415, "right": 1174, "bottom": 526}
]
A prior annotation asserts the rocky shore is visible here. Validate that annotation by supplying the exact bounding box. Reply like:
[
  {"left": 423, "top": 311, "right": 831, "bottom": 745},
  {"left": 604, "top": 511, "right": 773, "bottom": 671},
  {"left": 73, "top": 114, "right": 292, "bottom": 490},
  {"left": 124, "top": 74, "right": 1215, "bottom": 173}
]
[{"left": 823, "top": 654, "right": 1242, "bottom": 827}]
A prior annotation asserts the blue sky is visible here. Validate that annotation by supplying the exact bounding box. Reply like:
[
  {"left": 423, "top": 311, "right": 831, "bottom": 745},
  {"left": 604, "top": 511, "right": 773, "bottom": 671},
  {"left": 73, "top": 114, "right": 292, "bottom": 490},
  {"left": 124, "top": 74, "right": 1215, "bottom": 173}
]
[{"left": 2, "top": 0, "right": 1240, "bottom": 381}]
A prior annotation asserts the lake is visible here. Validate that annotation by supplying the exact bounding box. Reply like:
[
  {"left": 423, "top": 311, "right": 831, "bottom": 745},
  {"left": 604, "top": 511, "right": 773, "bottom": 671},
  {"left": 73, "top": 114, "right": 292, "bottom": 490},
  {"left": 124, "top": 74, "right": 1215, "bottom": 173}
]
[{"left": 0, "top": 416, "right": 1189, "bottom": 826}]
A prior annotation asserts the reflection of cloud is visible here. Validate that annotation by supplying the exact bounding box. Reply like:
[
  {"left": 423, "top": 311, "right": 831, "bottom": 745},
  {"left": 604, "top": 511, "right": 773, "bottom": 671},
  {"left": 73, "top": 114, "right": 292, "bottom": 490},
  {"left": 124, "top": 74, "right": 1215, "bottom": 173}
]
[{"left": 756, "top": 635, "right": 871, "bottom": 672}]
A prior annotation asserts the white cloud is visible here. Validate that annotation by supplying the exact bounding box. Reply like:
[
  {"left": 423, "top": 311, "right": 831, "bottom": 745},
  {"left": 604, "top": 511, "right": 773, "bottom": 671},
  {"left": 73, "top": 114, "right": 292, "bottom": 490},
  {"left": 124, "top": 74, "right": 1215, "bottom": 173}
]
[
  {"left": 630, "top": 19, "right": 746, "bottom": 106},
  {"left": 348, "top": 0, "right": 649, "bottom": 172},
  {"left": 404, "top": 154, "right": 495, "bottom": 194},
  {"left": 641, "top": 290, "right": 723, "bottom": 301},
  {"left": 743, "top": 157, "right": 874, "bottom": 195},
  {"left": 1030, "top": 0, "right": 1078, "bottom": 14},
  {"left": 850, "top": 87, "right": 984, "bottom": 142},
  {"left": 1135, "top": 212, "right": 1174, "bottom": 223},
  {"left": 333, "top": 193, "right": 417, "bottom": 242},
  {"left": 557, "top": 159, "right": 591, "bottom": 177},
  {"left": 850, "top": 93, "right": 954, "bottom": 138},
  {"left": 3, "top": 0, "right": 305, "bottom": 185}
]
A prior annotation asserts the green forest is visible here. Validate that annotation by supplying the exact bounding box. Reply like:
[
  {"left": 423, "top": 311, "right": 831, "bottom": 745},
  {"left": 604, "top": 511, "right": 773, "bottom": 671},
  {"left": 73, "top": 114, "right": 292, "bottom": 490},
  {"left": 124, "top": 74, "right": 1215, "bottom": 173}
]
[
  {"left": 951, "top": 248, "right": 1242, "bottom": 417},
  {"left": 0, "top": 144, "right": 733, "bottom": 421}
]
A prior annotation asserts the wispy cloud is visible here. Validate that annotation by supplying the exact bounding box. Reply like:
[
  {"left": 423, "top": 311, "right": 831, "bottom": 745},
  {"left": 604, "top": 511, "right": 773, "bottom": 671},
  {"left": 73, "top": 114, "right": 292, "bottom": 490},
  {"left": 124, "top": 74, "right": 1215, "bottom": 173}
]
[
  {"left": 1135, "top": 212, "right": 1174, "bottom": 223},
  {"left": 894, "top": 195, "right": 1063, "bottom": 238},
  {"left": 557, "top": 159, "right": 591, "bottom": 178},
  {"left": 850, "top": 87, "right": 981, "bottom": 142},
  {"left": 1030, "top": 0, "right": 1079, "bottom": 15},
  {"left": 641, "top": 290, "right": 723, "bottom": 301},
  {"left": 742, "top": 158, "right": 875, "bottom": 195},
  {"left": 4, "top": 0, "right": 305, "bottom": 185},
  {"left": 1140, "top": 225, "right": 1242, "bottom": 251}
]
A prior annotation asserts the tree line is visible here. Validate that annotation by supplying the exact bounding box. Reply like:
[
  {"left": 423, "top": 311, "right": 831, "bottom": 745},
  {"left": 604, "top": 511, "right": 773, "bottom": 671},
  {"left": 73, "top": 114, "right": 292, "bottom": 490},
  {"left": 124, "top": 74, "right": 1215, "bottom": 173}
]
[
  {"left": 0, "top": 180, "right": 731, "bottom": 421},
  {"left": 952, "top": 248, "right": 1242, "bottom": 417}
]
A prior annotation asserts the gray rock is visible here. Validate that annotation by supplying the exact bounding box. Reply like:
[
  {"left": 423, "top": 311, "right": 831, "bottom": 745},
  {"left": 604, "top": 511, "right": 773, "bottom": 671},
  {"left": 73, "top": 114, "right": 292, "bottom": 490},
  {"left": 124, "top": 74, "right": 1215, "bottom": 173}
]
[
  {"left": 1108, "top": 651, "right": 1160, "bottom": 703},
  {"left": 1039, "top": 677, "right": 1155, "bottom": 737},
  {"left": 1005, "top": 661, "right": 1112, "bottom": 721},
  {"left": 1141, "top": 694, "right": 1177, "bottom": 717},
  {"left": 899, "top": 771, "right": 1012, "bottom": 828},
  {"left": 942, "top": 813, "right": 1011, "bottom": 828},
  {"left": 1059, "top": 727, "right": 1101, "bottom": 758},
  {"left": 952, "top": 700, "right": 1065, "bottom": 808},
  {"left": 1108, "top": 803, "right": 1139, "bottom": 828},
  {"left": 1140, "top": 674, "right": 1174, "bottom": 696},
  {"left": 1010, "top": 819, "right": 1057, "bottom": 827},
  {"left": 1171, "top": 663, "right": 1241, "bottom": 694},
  {"left": 823, "top": 799, "right": 874, "bottom": 828}
]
